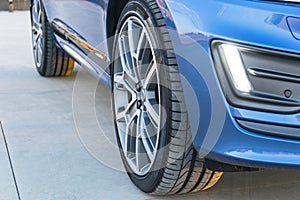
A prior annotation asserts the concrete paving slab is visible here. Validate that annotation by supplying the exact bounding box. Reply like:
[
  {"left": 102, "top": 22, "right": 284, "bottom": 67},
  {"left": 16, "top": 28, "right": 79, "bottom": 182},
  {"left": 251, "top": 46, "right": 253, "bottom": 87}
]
[
  {"left": 1, "top": 11, "right": 300, "bottom": 200},
  {"left": 0, "top": 122, "right": 19, "bottom": 200}
]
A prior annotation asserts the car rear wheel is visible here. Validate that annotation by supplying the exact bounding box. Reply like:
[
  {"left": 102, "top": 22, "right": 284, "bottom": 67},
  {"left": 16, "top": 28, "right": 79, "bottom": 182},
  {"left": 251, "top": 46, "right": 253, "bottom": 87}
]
[
  {"left": 112, "top": 0, "right": 223, "bottom": 195},
  {"left": 31, "top": 0, "right": 74, "bottom": 77}
]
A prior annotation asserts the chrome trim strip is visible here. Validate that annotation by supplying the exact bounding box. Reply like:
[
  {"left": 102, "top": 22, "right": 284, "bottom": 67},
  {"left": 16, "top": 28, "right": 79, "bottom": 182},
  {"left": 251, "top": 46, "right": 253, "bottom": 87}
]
[
  {"left": 52, "top": 19, "right": 107, "bottom": 62},
  {"left": 248, "top": 68, "right": 300, "bottom": 84}
]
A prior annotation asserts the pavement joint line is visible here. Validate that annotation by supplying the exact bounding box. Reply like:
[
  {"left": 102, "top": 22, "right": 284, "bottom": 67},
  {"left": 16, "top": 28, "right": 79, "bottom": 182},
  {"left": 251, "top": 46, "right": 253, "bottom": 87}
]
[{"left": 0, "top": 121, "right": 21, "bottom": 200}]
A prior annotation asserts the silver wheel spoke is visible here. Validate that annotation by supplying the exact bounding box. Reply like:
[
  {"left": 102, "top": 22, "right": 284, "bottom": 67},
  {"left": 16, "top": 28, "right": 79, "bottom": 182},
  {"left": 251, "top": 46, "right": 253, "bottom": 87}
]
[
  {"left": 114, "top": 73, "right": 137, "bottom": 123},
  {"left": 125, "top": 110, "right": 140, "bottom": 156},
  {"left": 118, "top": 35, "right": 139, "bottom": 84},
  {"left": 116, "top": 99, "right": 137, "bottom": 122},
  {"left": 114, "top": 72, "right": 136, "bottom": 96},
  {"left": 143, "top": 121, "right": 156, "bottom": 153},
  {"left": 37, "top": 44, "right": 43, "bottom": 61},
  {"left": 136, "top": 29, "right": 146, "bottom": 60},
  {"left": 140, "top": 113, "right": 156, "bottom": 162},
  {"left": 143, "top": 61, "right": 156, "bottom": 89},
  {"left": 32, "top": 19, "right": 39, "bottom": 33},
  {"left": 31, "top": 0, "right": 43, "bottom": 68},
  {"left": 127, "top": 20, "right": 144, "bottom": 84},
  {"left": 136, "top": 30, "right": 150, "bottom": 82},
  {"left": 127, "top": 20, "right": 137, "bottom": 62},
  {"left": 135, "top": 110, "right": 143, "bottom": 171},
  {"left": 136, "top": 111, "right": 155, "bottom": 172},
  {"left": 144, "top": 63, "right": 159, "bottom": 128},
  {"left": 38, "top": 6, "right": 42, "bottom": 22},
  {"left": 35, "top": 43, "right": 39, "bottom": 63},
  {"left": 144, "top": 98, "right": 159, "bottom": 128},
  {"left": 33, "top": 32, "right": 41, "bottom": 49}
]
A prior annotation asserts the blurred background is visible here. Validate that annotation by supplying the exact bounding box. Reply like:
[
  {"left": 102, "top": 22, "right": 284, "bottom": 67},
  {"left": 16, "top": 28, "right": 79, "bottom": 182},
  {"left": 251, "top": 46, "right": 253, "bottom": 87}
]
[{"left": 0, "top": 0, "right": 29, "bottom": 11}]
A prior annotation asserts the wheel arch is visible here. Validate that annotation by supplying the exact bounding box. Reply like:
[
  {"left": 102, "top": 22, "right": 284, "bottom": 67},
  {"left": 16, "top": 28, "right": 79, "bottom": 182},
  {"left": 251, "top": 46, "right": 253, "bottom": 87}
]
[
  {"left": 106, "top": 0, "right": 174, "bottom": 58},
  {"left": 106, "top": 0, "right": 129, "bottom": 59}
]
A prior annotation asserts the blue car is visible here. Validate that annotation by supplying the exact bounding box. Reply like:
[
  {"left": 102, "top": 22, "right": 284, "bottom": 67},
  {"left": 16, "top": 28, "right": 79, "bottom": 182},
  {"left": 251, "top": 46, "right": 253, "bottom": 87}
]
[{"left": 30, "top": 0, "right": 300, "bottom": 195}]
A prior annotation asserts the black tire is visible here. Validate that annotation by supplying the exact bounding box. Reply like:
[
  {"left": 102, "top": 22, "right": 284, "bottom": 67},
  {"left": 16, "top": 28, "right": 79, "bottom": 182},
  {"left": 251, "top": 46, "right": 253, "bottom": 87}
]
[
  {"left": 112, "top": 0, "right": 222, "bottom": 195},
  {"left": 31, "top": 0, "right": 74, "bottom": 77}
]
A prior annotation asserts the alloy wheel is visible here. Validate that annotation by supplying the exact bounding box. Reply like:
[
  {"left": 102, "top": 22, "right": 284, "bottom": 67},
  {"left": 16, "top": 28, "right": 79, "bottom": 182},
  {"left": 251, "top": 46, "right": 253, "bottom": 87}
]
[
  {"left": 31, "top": 0, "right": 44, "bottom": 68},
  {"left": 113, "top": 16, "right": 161, "bottom": 176}
]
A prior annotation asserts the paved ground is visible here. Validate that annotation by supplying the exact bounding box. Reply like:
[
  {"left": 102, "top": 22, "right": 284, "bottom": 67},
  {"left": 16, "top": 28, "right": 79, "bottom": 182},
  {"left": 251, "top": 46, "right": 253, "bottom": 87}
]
[{"left": 1, "top": 11, "right": 300, "bottom": 200}]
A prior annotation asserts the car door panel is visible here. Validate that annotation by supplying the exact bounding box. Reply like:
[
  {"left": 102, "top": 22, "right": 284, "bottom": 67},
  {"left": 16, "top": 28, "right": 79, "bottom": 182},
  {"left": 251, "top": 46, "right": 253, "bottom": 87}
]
[{"left": 42, "top": 0, "right": 110, "bottom": 70}]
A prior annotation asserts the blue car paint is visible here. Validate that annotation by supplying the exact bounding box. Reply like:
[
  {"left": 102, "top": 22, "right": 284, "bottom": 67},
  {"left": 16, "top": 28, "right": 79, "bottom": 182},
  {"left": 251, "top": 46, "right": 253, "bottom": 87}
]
[
  {"left": 287, "top": 16, "right": 300, "bottom": 40},
  {"left": 43, "top": 0, "right": 108, "bottom": 52},
  {"left": 40, "top": 0, "right": 300, "bottom": 169},
  {"left": 162, "top": 0, "right": 300, "bottom": 168}
]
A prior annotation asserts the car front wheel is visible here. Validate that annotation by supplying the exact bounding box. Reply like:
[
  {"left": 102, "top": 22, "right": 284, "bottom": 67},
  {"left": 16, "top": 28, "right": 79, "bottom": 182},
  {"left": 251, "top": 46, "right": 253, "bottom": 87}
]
[{"left": 112, "top": 0, "right": 223, "bottom": 195}]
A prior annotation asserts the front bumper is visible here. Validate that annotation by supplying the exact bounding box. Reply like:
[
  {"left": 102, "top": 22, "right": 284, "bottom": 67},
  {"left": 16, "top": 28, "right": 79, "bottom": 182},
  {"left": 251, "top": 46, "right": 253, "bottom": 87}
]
[
  {"left": 207, "top": 106, "right": 300, "bottom": 169},
  {"left": 163, "top": 0, "right": 300, "bottom": 169}
]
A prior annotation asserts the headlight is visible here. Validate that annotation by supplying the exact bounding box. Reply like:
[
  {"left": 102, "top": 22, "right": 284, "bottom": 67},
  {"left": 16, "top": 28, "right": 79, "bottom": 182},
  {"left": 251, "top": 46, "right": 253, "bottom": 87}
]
[{"left": 212, "top": 41, "right": 300, "bottom": 114}]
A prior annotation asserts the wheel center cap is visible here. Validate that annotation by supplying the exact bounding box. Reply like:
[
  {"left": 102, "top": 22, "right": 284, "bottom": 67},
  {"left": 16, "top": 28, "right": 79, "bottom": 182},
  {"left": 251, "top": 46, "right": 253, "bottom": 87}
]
[{"left": 136, "top": 88, "right": 146, "bottom": 109}]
